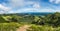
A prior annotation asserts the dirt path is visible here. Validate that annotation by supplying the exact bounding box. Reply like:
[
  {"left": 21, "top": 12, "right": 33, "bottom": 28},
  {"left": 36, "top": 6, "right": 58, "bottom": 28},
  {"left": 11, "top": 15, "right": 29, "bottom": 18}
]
[{"left": 16, "top": 25, "right": 31, "bottom": 31}]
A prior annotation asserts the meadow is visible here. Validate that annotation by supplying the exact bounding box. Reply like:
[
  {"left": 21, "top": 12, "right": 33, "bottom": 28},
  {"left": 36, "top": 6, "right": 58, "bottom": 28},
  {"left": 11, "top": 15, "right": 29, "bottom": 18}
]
[{"left": 0, "top": 12, "right": 60, "bottom": 31}]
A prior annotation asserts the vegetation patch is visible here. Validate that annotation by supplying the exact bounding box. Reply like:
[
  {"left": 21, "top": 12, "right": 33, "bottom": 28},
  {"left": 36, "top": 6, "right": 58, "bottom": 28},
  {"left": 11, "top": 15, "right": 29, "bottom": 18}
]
[{"left": 0, "top": 23, "right": 20, "bottom": 31}]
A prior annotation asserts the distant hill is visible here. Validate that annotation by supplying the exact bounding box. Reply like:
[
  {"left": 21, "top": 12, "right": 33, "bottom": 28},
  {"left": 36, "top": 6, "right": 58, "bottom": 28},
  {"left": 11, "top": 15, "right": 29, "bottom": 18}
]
[
  {"left": 0, "top": 12, "right": 54, "bottom": 16},
  {"left": 15, "top": 12, "right": 54, "bottom": 16}
]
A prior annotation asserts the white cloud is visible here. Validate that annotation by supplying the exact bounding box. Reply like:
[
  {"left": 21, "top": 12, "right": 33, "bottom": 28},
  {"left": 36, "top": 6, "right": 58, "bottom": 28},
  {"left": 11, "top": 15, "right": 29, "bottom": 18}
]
[
  {"left": 39, "top": 9, "right": 55, "bottom": 12},
  {"left": 33, "top": 3, "right": 40, "bottom": 9},
  {"left": 15, "top": 8, "right": 34, "bottom": 13},
  {"left": 10, "top": 0, "right": 25, "bottom": 7},
  {"left": 55, "top": 0, "right": 60, "bottom": 4},
  {"left": 8, "top": 8, "right": 40, "bottom": 13},
  {"left": 6, "top": 0, "right": 41, "bottom": 13},
  {"left": 8, "top": 8, "right": 56, "bottom": 13},
  {"left": 9, "top": 0, "right": 41, "bottom": 8},
  {"left": 49, "top": 0, "right": 60, "bottom": 4},
  {"left": 8, "top": 8, "right": 60, "bottom": 13},
  {"left": 55, "top": 10, "right": 60, "bottom": 12},
  {"left": 0, "top": 4, "right": 11, "bottom": 13},
  {"left": 49, "top": 0, "right": 55, "bottom": 3},
  {"left": 0, "top": 4, "right": 11, "bottom": 11},
  {"left": 38, "top": 9, "right": 60, "bottom": 12}
]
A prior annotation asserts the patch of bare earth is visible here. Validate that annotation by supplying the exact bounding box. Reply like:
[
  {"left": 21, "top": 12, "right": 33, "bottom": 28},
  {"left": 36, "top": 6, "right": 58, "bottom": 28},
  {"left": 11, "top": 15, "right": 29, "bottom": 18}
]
[{"left": 16, "top": 25, "right": 31, "bottom": 31}]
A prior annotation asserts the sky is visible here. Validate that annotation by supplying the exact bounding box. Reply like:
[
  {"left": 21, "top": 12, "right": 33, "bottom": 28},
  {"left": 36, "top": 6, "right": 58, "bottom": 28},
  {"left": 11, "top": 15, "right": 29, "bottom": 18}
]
[{"left": 0, "top": 0, "right": 60, "bottom": 13}]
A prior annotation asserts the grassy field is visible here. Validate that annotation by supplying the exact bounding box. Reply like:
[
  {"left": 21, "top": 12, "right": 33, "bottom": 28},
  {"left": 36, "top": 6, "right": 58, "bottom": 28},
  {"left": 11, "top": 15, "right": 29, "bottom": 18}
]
[{"left": 0, "top": 12, "right": 60, "bottom": 31}]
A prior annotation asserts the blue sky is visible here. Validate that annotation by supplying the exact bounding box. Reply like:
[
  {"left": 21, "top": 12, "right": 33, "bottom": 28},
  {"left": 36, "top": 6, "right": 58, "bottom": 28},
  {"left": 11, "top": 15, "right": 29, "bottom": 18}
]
[{"left": 0, "top": 0, "right": 60, "bottom": 13}]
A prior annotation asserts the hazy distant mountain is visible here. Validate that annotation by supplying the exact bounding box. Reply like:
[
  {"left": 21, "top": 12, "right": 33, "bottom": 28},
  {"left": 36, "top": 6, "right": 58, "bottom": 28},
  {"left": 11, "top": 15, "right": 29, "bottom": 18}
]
[
  {"left": 15, "top": 12, "right": 53, "bottom": 16},
  {"left": 0, "top": 12, "right": 53, "bottom": 16}
]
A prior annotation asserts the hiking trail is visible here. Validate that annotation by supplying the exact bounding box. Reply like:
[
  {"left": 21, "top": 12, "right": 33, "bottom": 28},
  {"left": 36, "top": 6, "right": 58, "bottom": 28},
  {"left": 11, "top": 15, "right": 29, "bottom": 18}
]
[{"left": 16, "top": 25, "right": 31, "bottom": 31}]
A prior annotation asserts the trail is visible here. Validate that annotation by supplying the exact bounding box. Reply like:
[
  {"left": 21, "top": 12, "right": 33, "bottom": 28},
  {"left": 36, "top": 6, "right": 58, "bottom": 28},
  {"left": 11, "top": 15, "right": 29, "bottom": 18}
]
[{"left": 16, "top": 25, "right": 31, "bottom": 31}]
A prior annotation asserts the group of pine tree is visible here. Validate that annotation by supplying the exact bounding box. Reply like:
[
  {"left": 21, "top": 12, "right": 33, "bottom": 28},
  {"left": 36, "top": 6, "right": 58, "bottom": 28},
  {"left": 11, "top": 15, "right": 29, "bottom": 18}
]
[{"left": 0, "top": 12, "right": 60, "bottom": 27}]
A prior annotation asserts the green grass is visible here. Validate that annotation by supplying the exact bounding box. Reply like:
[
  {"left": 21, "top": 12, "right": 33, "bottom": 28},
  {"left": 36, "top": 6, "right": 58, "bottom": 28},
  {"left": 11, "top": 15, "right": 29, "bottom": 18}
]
[
  {"left": 27, "top": 24, "right": 60, "bottom": 31},
  {"left": 0, "top": 22, "right": 20, "bottom": 31}
]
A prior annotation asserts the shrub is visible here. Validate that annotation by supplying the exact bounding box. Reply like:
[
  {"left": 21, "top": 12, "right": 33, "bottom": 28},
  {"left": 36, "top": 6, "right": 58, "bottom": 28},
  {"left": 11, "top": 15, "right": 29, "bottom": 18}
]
[
  {"left": 27, "top": 25, "right": 55, "bottom": 31},
  {"left": 0, "top": 22, "right": 20, "bottom": 31}
]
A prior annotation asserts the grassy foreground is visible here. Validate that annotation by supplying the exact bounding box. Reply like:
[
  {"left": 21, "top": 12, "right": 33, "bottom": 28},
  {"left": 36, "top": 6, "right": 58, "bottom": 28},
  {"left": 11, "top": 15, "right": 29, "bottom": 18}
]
[
  {"left": 0, "top": 22, "right": 20, "bottom": 31},
  {"left": 0, "top": 23, "right": 60, "bottom": 31},
  {"left": 0, "top": 12, "right": 60, "bottom": 31},
  {"left": 27, "top": 24, "right": 60, "bottom": 31}
]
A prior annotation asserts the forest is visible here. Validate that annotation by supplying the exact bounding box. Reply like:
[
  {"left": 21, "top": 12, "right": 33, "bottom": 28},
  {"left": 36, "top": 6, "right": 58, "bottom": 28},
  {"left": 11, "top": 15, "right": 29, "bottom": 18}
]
[{"left": 0, "top": 12, "right": 60, "bottom": 31}]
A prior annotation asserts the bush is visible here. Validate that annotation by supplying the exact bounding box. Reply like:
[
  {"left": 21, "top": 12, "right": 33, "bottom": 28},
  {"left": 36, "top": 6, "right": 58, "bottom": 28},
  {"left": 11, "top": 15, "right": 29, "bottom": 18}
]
[
  {"left": 0, "top": 22, "right": 20, "bottom": 31},
  {"left": 27, "top": 25, "right": 60, "bottom": 31},
  {"left": 32, "top": 12, "right": 60, "bottom": 27}
]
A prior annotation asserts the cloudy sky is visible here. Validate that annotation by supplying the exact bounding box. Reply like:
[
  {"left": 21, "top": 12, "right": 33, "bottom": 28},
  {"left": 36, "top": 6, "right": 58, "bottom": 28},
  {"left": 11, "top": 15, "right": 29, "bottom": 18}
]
[{"left": 0, "top": 0, "right": 60, "bottom": 13}]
